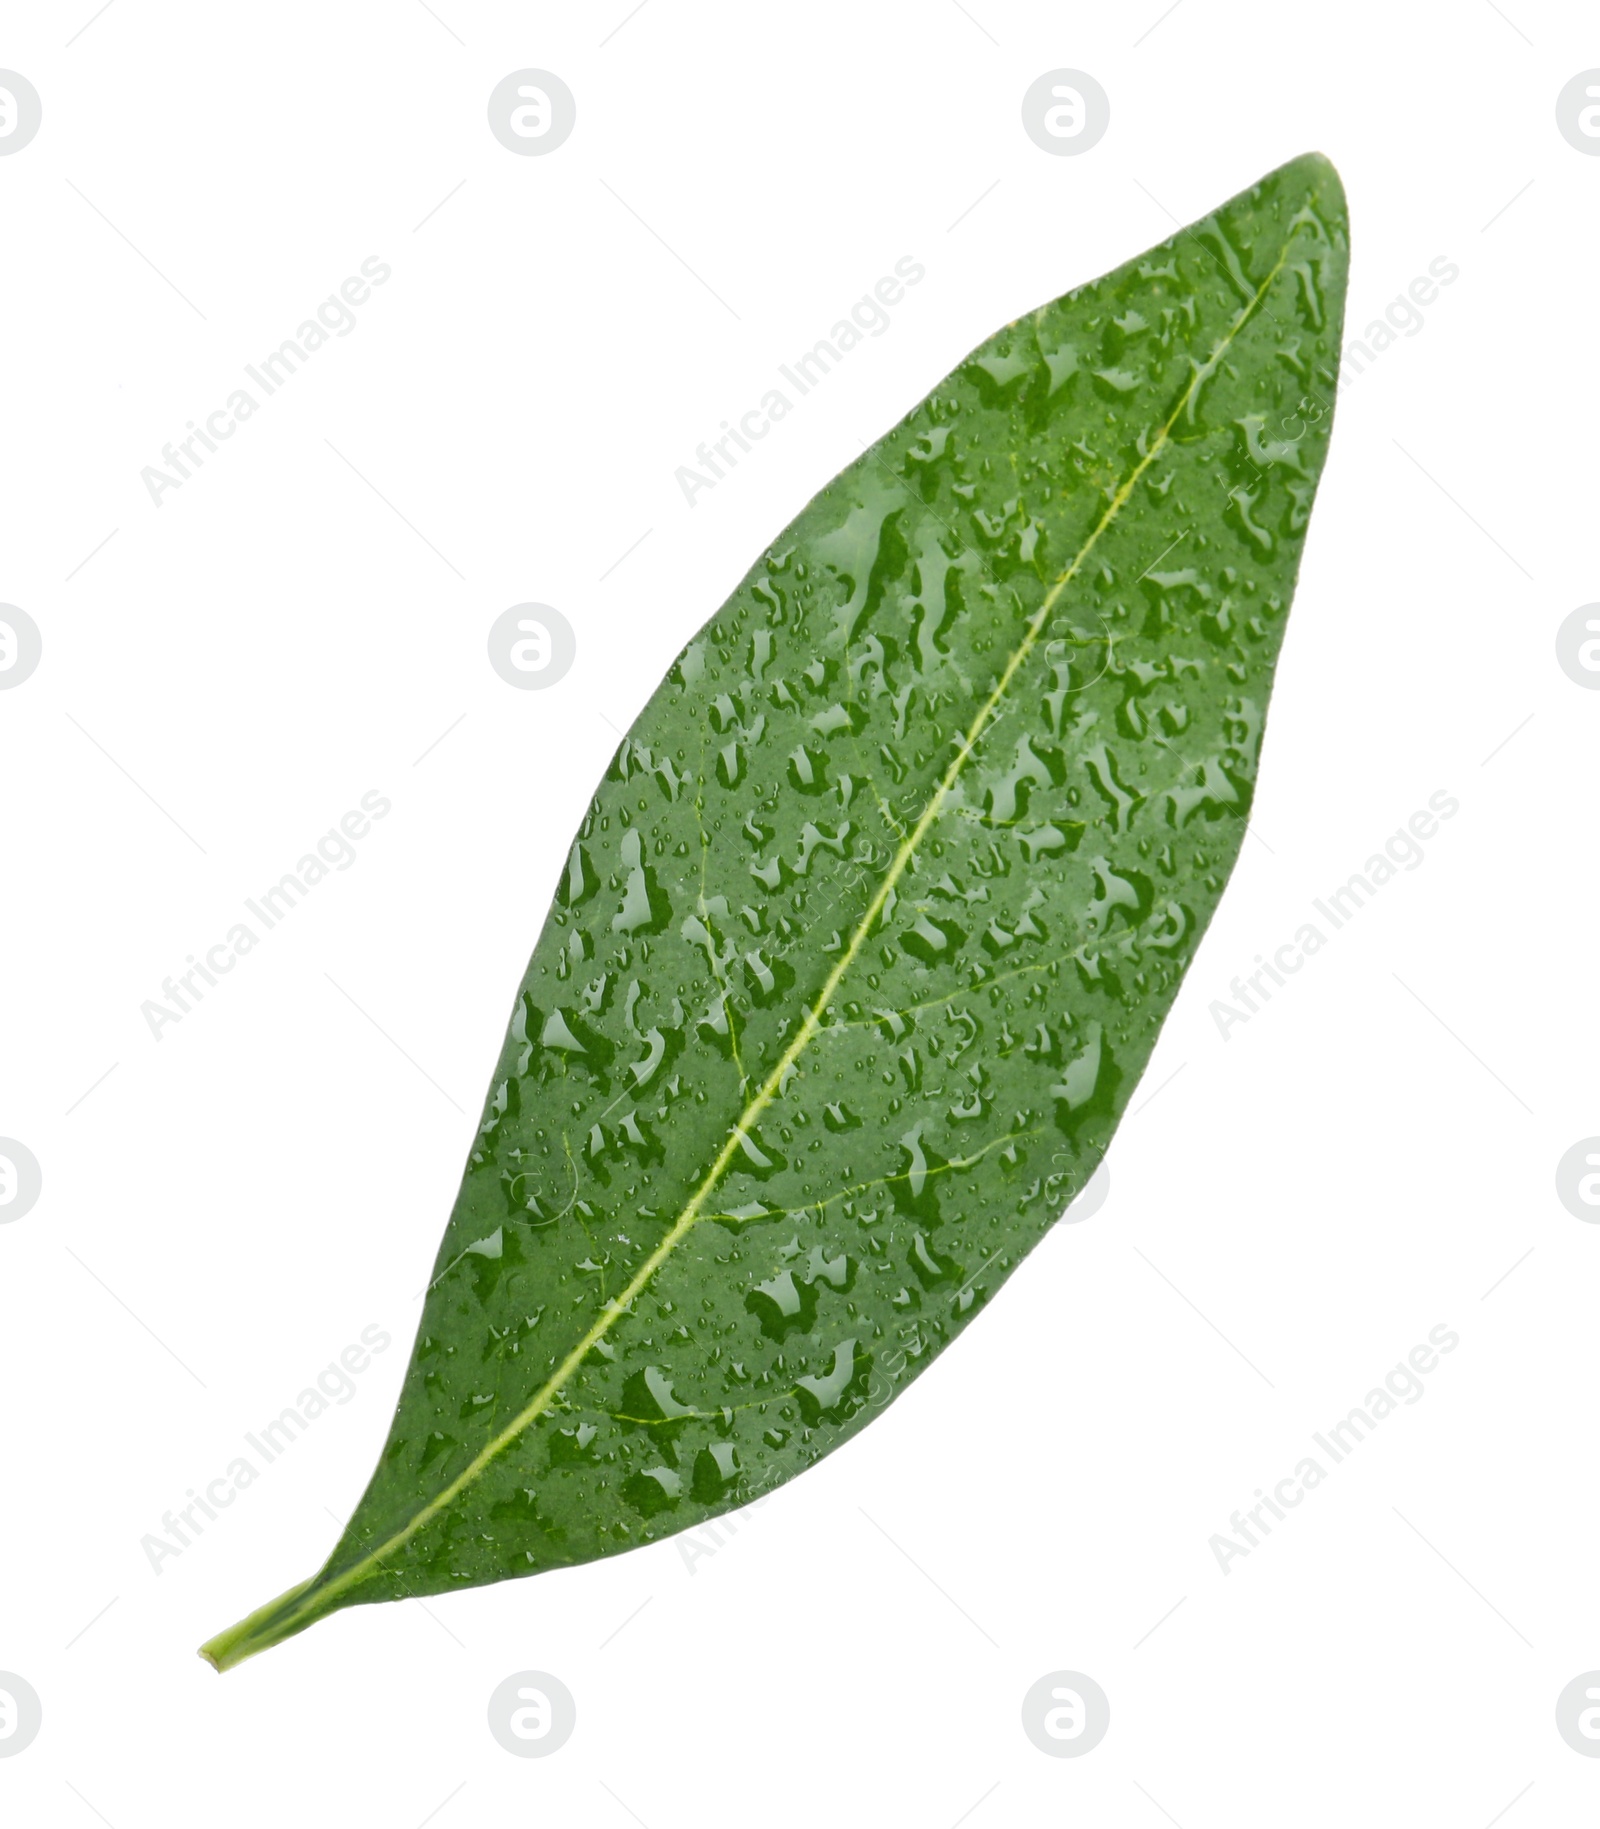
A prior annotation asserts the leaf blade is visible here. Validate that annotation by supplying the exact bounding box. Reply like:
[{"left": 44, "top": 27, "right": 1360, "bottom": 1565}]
[{"left": 203, "top": 151, "right": 1348, "bottom": 1670}]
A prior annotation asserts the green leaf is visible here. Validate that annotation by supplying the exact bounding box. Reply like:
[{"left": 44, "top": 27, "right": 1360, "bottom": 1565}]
[{"left": 202, "top": 152, "right": 1348, "bottom": 1670}]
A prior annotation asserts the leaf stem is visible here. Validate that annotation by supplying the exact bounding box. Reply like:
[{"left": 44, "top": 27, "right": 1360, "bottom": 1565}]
[{"left": 197, "top": 1574, "right": 324, "bottom": 1673}]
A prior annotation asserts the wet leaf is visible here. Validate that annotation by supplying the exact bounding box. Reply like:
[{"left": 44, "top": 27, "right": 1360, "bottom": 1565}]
[{"left": 203, "top": 152, "right": 1348, "bottom": 1669}]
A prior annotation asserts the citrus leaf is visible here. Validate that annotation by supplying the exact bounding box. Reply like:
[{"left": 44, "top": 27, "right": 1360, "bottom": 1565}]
[{"left": 203, "top": 151, "right": 1348, "bottom": 1670}]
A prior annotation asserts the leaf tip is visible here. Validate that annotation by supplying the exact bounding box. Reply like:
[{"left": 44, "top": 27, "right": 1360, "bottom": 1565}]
[{"left": 1282, "top": 148, "right": 1346, "bottom": 210}]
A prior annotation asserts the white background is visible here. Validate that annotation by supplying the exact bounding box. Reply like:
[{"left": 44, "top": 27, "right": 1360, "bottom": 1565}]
[{"left": 2, "top": 1, "right": 1597, "bottom": 1823}]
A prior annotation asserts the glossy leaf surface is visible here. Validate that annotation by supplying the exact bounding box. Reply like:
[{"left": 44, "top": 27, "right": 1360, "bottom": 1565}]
[{"left": 204, "top": 151, "right": 1348, "bottom": 1669}]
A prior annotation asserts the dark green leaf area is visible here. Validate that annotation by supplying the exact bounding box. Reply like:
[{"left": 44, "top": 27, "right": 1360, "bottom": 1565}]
[{"left": 291, "top": 156, "right": 1349, "bottom": 1621}]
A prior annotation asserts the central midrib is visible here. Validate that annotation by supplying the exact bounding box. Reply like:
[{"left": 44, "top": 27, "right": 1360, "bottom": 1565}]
[{"left": 303, "top": 235, "right": 1294, "bottom": 1620}]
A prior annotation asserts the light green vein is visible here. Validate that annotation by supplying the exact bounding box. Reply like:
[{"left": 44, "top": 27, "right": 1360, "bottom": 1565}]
[{"left": 245, "top": 233, "right": 1295, "bottom": 1635}]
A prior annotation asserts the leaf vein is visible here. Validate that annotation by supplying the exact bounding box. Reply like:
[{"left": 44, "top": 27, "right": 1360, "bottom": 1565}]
[{"left": 291, "top": 233, "right": 1295, "bottom": 1620}]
